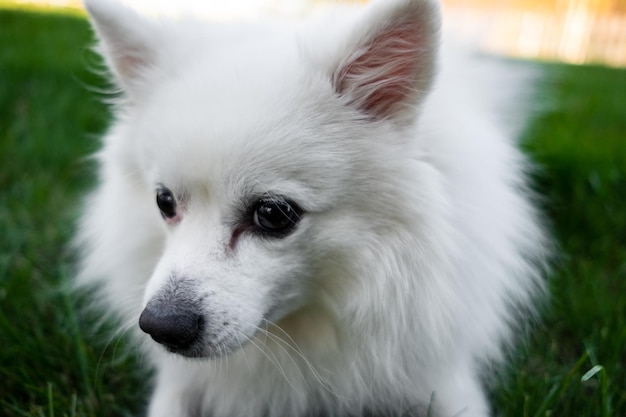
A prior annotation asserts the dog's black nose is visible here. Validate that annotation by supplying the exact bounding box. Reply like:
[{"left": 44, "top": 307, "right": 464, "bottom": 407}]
[{"left": 139, "top": 303, "right": 201, "bottom": 349}]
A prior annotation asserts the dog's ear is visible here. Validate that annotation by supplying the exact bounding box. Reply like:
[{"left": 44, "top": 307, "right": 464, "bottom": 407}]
[
  {"left": 84, "top": 0, "right": 161, "bottom": 98},
  {"left": 332, "top": 0, "right": 441, "bottom": 123}
]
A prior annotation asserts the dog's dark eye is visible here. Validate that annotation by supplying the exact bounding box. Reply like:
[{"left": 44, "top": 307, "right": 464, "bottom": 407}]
[
  {"left": 252, "top": 197, "right": 302, "bottom": 236},
  {"left": 156, "top": 188, "right": 177, "bottom": 219}
]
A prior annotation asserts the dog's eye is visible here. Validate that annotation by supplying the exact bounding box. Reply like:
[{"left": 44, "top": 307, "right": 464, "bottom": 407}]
[
  {"left": 156, "top": 188, "right": 177, "bottom": 220},
  {"left": 252, "top": 197, "right": 302, "bottom": 236}
]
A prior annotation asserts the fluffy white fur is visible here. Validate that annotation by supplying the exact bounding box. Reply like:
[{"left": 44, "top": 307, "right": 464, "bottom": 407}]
[{"left": 76, "top": 0, "right": 547, "bottom": 416}]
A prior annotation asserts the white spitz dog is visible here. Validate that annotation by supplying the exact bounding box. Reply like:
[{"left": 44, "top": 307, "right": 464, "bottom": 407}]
[{"left": 76, "top": 0, "right": 548, "bottom": 416}]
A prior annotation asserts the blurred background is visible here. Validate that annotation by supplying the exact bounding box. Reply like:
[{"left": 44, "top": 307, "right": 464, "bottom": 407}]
[{"left": 7, "top": 0, "right": 626, "bottom": 66}]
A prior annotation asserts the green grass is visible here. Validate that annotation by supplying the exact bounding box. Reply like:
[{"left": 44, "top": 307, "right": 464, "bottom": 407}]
[
  {"left": 0, "top": 5, "right": 625, "bottom": 417},
  {"left": 0, "top": 7, "right": 146, "bottom": 417},
  {"left": 492, "top": 63, "right": 626, "bottom": 416}
]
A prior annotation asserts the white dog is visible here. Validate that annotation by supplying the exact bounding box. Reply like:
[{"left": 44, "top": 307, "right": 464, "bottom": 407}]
[{"left": 76, "top": 0, "right": 547, "bottom": 416}]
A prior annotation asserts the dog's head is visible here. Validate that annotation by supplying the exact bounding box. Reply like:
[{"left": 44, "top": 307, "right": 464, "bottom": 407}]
[{"left": 86, "top": 0, "right": 440, "bottom": 358}]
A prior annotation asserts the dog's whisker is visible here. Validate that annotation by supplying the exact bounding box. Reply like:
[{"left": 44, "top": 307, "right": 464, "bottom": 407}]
[
  {"left": 244, "top": 334, "right": 299, "bottom": 392},
  {"left": 253, "top": 326, "right": 308, "bottom": 388},
  {"left": 257, "top": 320, "right": 343, "bottom": 400}
]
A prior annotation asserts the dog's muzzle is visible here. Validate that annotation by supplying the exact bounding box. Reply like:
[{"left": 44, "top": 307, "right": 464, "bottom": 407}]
[{"left": 139, "top": 301, "right": 202, "bottom": 350}]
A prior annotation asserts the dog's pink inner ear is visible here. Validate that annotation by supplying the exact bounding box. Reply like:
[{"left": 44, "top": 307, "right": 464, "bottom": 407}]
[
  {"left": 333, "top": 15, "right": 434, "bottom": 121},
  {"left": 91, "top": 43, "right": 153, "bottom": 89},
  {"left": 85, "top": 0, "right": 159, "bottom": 96},
  {"left": 109, "top": 46, "right": 152, "bottom": 83}
]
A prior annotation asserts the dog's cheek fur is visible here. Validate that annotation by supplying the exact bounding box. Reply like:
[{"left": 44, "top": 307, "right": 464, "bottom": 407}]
[
  {"left": 74, "top": 122, "right": 166, "bottom": 331},
  {"left": 147, "top": 225, "right": 316, "bottom": 353}
]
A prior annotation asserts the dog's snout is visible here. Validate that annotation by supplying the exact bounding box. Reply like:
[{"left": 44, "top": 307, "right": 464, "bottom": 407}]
[{"left": 139, "top": 302, "right": 202, "bottom": 350}]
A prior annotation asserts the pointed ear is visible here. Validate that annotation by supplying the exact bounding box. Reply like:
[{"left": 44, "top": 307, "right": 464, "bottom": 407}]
[
  {"left": 84, "top": 0, "right": 161, "bottom": 97},
  {"left": 332, "top": 0, "right": 441, "bottom": 123}
]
